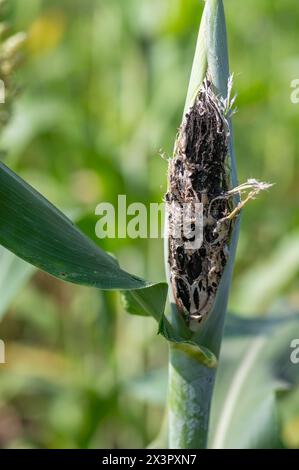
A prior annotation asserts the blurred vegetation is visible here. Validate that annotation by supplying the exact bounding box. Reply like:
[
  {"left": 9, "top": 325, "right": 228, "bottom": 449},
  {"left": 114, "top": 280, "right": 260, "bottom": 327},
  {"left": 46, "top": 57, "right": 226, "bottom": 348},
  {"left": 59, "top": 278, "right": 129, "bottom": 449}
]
[{"left": 0, "top": 0, "right": 299, "bottom": 448}]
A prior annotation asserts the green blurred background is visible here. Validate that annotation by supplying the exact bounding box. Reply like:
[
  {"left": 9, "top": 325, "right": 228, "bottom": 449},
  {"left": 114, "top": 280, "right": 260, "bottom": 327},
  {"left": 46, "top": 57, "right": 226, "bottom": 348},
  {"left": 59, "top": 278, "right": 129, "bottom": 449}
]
[{"left": 0, "top": 0, "right": 299, "bottom": 448}]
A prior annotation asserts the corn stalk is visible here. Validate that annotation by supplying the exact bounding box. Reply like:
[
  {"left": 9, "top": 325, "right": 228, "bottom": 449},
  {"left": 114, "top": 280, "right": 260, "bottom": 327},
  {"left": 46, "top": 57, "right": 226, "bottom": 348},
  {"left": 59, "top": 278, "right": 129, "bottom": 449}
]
[{"left": 165, "top": 0, "right": 240, "bottom": 449}]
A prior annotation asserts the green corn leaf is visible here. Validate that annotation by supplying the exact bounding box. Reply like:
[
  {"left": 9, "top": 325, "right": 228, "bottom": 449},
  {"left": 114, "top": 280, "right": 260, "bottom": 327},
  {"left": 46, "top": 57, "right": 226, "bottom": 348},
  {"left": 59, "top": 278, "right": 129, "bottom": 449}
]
[{"left": 0, "top": 209, "right": 85, "bottom": 321}]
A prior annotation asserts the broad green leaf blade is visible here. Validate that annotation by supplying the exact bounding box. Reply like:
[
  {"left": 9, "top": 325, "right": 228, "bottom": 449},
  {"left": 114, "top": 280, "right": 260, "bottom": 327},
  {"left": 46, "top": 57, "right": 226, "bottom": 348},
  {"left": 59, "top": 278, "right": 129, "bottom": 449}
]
[
  {"left": 122, "top": 283, "right": 168, "bottom": 320},
  {"left": 0, "top": 247, "right": 34, "bottom": 320},
  {"left": 209, "top": 312, "right": 299, "bottom": 449},
  {"left": 183, "top": 2, "right": 208, "bottom": 115},
  {"left": 123, "top": 368, "right": 167, "bottom": 406},
  {"left": 166, "top": 1, "right": 240, "bottom": 449},
  {"left": 0, "top": 162, "right": 145, "bottom": 290}
]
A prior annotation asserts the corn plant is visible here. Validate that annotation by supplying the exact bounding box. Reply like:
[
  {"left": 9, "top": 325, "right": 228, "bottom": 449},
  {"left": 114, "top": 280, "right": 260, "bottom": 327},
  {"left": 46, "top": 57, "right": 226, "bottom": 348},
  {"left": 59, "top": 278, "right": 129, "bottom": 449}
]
[{"left": 0, "top": 0, "right": 299, "bottom": 449}]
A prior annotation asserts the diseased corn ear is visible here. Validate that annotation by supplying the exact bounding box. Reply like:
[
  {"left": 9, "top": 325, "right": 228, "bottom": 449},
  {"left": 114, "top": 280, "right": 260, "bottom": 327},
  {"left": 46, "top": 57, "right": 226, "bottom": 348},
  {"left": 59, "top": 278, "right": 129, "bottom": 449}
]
[
  {"left": 166, "top": 78, "right": 233, "bottom": 329},
  {"left": 166, "top": 77, "right": 272, "bottom": 330}
]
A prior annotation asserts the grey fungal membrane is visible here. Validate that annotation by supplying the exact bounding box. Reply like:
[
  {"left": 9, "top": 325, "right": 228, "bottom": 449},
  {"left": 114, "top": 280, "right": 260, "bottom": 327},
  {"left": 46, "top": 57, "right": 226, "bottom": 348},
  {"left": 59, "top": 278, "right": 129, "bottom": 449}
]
[{"left": 166, "top": 78, "right": 271, "bottom": 329}]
